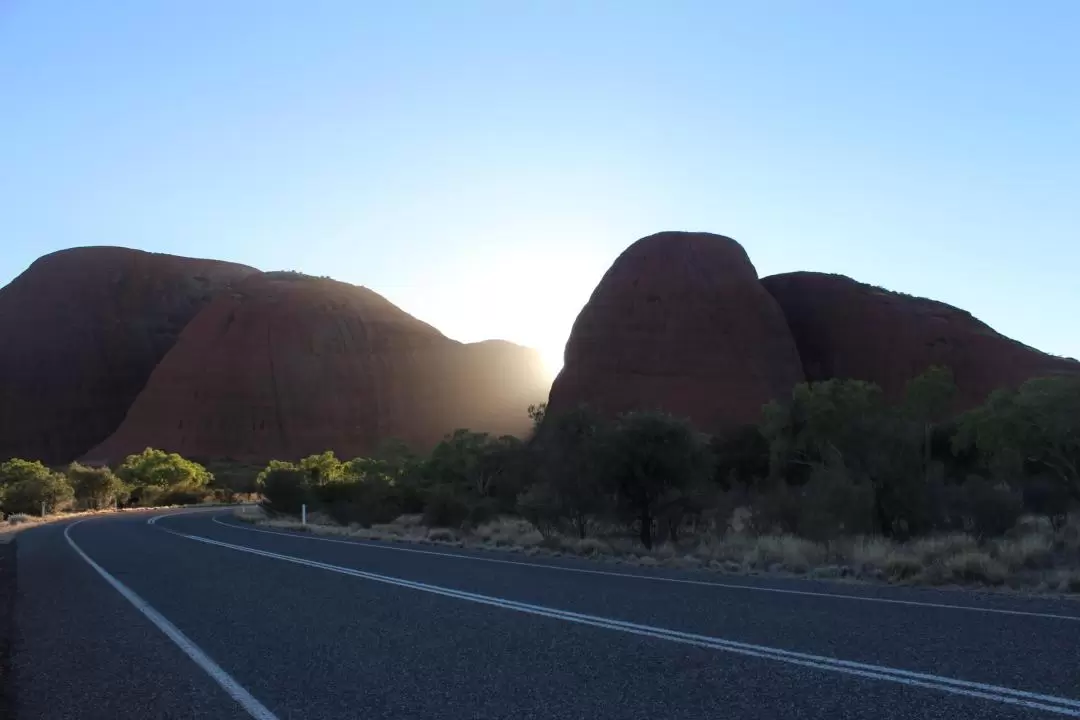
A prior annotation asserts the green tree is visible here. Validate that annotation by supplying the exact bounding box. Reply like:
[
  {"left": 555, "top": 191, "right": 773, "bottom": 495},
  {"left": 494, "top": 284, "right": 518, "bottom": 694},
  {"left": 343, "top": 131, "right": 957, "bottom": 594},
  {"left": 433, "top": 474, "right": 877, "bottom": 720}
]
[
  {"left": 67, "top": 463, "right": 128, "bottom": 510},
  {"left": 3, "top": 471, "right": 74, "bottom": 515},
  {"left": 116, "top": 448, "right": 212, "bottom": 488},
  {"left": 904, "top": 365, "right": 957, "bottom": 480},
  {"left": 954, "top": 375, "right": 1080, "bottom": 504},
  {"left": 602, "top": 411, "right": 712, "bottom": 549},
  {"left": 258, "top": 465, "right": 312, "bottom": 514},
  {"left": 0, "top": 458, "right": 56, "bottom": 488},
  {"left": 297, "top": 451, "right": 346, "bottom": 484},
  {"left": 530, "top": 405, "right": 607, "bottom": 538},
  {"left": 762, "top": 379, "right": 933, "bottom": 537}
]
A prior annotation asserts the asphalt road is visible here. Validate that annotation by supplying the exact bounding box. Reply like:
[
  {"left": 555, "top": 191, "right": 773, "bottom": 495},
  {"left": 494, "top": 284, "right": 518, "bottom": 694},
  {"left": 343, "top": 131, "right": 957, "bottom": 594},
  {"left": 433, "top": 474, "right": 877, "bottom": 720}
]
[{"left": 9, "top": 509, "right": 1080, "bottom": 720}]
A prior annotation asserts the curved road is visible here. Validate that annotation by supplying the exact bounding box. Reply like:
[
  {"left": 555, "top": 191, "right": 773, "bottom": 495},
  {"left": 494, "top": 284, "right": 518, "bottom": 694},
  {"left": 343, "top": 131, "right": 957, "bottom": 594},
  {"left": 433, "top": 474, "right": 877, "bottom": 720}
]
[{"left": 10, "top": 509, "right": 1080, "bottom": 719}]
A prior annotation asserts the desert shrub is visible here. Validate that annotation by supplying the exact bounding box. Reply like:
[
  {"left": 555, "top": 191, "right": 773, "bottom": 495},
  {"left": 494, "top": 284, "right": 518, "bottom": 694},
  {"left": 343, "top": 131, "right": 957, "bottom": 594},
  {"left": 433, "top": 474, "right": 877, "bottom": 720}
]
[
  {"left": 746, "top": 482, "right": 802, "bottom": 535},
  {"left": 2, "top": 471, "right": 74, "bottom": 515},
  {"left": 796, "top": 463, "right": 876, "bottom": 542},
  {"left": 128, "top": 485, "right": 165, "bottom": 507},
  {"left": 314, "top": 477, "right": 402, "bottom": 527},
  {"left": 0, "top": 459, "right": 56, "bottom": 487},
  {"left": 531, "top": 405, "right": 608, "bottom": 538},
  {"left": 943, "top": 477, "right": 1024, "bottom": 537},
  {"left": 67, "top": 463, "right": 128, "bottom": 510},
  {"left": 473, "top": 517, "right": 544, "bottom": 547},
  {"left": 423, "top": 488, "right": 469, "bottom": 528},
  {"left": 258, "top": 466, "right": 312, "bottom": 515},
  {"left": 601, "top": 411, "right": 713, "bottom": 549},
  {"left": 426, "top": 527, "right": 457, "bottom": 542},
  {"left": 710, "top": 425, "right": 770, "bottom": 489},
  {"left": 200, "top": 460, "right": 262, "bottom": 494},
  {"left": 743, "top": 534, "right": 827, "bottom": 572},
  {"left": 994, "top": 533, "right": 1054, "bottom": 571},
  {"left": 117, "top": 448, "right": 212, "bottom": 488},
  {"left": 159, "top": 483, "right": 213, "bottom": 506},
  {"left": 516, "top": 481, "right": 562, "bottom": 535},
  {"left": 934, "top": 551, "right": 1008, "bottom": 585}
]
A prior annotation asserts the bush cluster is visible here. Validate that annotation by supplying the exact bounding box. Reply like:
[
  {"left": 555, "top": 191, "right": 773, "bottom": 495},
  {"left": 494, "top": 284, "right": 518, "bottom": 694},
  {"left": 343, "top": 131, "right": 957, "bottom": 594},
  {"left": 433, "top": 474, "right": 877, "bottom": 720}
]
[
  {"left": 255, "top": 370, "right": 1079, "bottom": 551},
  {"left": 0, "top": 448, "right": 231, "bottom": 518}
]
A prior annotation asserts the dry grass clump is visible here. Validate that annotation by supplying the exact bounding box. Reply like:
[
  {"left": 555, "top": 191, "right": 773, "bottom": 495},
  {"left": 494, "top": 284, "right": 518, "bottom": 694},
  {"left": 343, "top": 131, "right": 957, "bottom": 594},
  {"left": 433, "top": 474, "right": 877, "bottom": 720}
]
[
  {"left": 993, "top": 533, "right": 1054, "bottom": 571},
  {"left": 907, "top": 533, "right": 979, "bottom": 564},
  {"left": 240, "top": 506, "right": 1080, "bottom": 594},
  {"left": 743, "top": 534, "right": 828, "bottom": 573},
  {"left": 425, "top": 527, "right": 457, "bottom": 542},
  {"left": 473, "top": 517, "right": 544, "bottom": 548},
  {"left": 933, "top": 551, "right": 1008, "bottom": 585}
]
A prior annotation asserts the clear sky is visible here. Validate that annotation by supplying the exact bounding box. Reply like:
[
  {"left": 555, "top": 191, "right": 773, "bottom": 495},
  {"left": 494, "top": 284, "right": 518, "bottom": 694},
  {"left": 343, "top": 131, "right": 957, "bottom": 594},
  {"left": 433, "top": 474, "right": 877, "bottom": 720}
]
[{"left": 2, "top": 1, "right": 1078, "bottom": 375}]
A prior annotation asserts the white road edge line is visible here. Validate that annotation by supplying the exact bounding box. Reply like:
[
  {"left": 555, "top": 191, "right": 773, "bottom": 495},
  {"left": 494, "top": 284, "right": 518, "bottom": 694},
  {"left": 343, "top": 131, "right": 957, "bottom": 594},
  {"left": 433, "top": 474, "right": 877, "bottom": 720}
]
[
  {"left": 206, "top": 514, "right": 1080, "bottom": 623},
  {"left": 166, "top": 526, "right": 1080, "bottom": 718},
  {"left": 64, "top": 519, "right": 280, "bottom": 720}
]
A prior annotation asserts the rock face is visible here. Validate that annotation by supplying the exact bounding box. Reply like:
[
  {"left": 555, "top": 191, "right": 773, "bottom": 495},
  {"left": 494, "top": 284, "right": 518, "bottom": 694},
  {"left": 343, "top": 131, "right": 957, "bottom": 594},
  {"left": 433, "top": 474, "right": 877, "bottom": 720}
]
[
  {"left": 0, "top": 247, "right": 258, "bottom": 464},
  {"left": 761, "top": 272, "right": 1080, "bottom": 411},
  {"left": 85, "top": 273, "right": 550, "bottom": 463},
  {"left": 546, "top": 231, "right": 805, "bottom": 434}
]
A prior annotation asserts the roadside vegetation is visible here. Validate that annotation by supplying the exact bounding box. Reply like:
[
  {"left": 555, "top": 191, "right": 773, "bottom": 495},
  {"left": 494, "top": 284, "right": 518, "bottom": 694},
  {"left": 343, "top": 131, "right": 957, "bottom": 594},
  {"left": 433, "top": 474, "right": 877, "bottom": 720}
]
[
  {"left": 0, "top": 448, "right": 253, "bottom": 535},
  {"left": 4, "top": 368, "right": 1077, "bottom": 592},
  {"left": 243, "top": 368, "right": 1080, "bottom": 593}
]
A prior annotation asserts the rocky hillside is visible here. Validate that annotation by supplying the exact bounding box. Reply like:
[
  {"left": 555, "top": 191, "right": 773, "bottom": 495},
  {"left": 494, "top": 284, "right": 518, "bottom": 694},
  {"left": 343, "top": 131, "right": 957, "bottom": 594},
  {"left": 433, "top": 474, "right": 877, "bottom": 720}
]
[
  {"left": 0, "top": 247, "right": 258, "bottom": 464},
  {"left": 84, "top": 272, "right": 550, "bottom": 463},
  {"left": 761, "top": 271, "right": 1080, "bottom": 412},
  {"left": 546, "top": 231, "right": 805, "bottom": 434}
]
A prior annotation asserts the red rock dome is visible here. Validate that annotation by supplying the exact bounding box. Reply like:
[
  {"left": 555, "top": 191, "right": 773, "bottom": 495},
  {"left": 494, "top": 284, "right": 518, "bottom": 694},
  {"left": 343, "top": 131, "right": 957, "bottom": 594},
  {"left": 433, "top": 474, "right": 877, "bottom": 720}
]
[
  {"left": 761, "top": 271, "right": 1080, "bottom": 411},
  {"left": 545, "top": 231, "right": 805, "bottom": 433},
  {"left": 85, "top": 272, "right": 550, "bottom": 463},
  {"left": 0, "top": 247, "right": 257, "bottom": 464}
]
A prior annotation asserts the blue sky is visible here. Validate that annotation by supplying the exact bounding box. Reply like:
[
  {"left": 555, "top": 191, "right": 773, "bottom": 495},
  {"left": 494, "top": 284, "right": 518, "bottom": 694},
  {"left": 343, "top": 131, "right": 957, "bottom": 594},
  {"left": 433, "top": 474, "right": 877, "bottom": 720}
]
[{"left": 2, "top": 1, "right": 1077, "bottom": 373}]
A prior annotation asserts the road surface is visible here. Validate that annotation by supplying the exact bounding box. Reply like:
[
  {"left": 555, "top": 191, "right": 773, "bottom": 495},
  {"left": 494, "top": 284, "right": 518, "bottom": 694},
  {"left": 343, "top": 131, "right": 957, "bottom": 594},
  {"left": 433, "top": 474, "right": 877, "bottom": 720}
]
[{"left": 9, "top": 509, "right": 1080, "bottom": 719}]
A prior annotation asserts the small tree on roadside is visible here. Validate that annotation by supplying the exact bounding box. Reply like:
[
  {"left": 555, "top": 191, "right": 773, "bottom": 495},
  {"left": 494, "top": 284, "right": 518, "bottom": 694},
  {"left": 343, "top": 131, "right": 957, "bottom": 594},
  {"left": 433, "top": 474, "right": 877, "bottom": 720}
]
[
  {"left": 530, "top": 405, "right": 608, "bottom": 538},
  {"left": 116, "top": 448, "right": 213, "bottom": 489},
  {"left": 2, "top": 470, "right": 74, "bottom": 515},
  {"left": 601, "top": 411, "right": 713, "bottom": 549},
  {"left": 67, "top": 462, "right": 128, "bottom": 510},
  {"left": 954, "top": 375, "right": 1080, "bottom": 506},
  {"left": 0, "top": 459, "right": 56, "bottom": 488},
  {"left": 903, "top": 365, "right": 956, "bottom": 481}
]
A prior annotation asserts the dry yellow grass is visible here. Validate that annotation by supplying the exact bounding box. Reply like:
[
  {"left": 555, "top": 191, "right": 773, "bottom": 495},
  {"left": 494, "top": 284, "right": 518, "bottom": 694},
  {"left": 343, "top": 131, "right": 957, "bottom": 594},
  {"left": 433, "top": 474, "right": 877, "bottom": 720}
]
[{"left": 238, "top": 508, "right": 1080, "bottom": 594}]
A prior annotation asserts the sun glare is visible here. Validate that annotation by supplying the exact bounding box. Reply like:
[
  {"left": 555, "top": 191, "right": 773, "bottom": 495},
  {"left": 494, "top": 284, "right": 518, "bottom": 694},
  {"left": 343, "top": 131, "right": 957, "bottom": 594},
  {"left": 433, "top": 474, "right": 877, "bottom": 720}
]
[{"left": 540, "top": 345, "right": 564, "bottom": 380}]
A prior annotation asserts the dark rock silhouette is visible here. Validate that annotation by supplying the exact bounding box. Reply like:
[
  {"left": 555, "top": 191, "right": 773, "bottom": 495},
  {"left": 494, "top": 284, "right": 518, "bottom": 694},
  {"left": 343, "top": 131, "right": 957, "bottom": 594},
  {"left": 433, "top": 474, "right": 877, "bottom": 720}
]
[
  {"left": 545, "top": 231, "right": 805, "bottom": 433},
  {"left": 85, "top": 273, "right": 550, "bottom": 463},
  {"left": 761, "top": 271, "right": 1080, "bottom": 411},
  {"left": 0, "top": 247, "right": 257, "bottom": 464}
]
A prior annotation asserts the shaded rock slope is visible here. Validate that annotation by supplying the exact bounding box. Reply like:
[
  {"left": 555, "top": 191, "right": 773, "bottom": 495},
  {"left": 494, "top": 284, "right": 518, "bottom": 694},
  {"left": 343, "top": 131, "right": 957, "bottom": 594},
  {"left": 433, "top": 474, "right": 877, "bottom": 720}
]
[
  {"left": 85, "top": 273, "right": 550, "bottom": 463},
  {"left": 761, "top": 271, "right": 1080, "bottom": 412},
  {"left": 0, "top": 247, "right": 257, "bottom": 464},
  {"left": 546, "top": 231, "right": 805, "bottom": 434}
]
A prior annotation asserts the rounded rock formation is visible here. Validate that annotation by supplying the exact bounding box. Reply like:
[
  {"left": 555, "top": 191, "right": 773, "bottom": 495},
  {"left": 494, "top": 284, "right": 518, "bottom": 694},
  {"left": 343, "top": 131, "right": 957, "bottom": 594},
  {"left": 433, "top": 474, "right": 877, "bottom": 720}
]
[
  {"left": 545, "top": 231, "right": 805, "bottom": 434},
  {"left": 85, "top": 273, "right": 550, "bottom": 463},
  {"left": 0, "top": 247, "right": 257, "bottom": 464},
  {"left": 761, "top": 271, "right": 1080, "bottom": 411}
]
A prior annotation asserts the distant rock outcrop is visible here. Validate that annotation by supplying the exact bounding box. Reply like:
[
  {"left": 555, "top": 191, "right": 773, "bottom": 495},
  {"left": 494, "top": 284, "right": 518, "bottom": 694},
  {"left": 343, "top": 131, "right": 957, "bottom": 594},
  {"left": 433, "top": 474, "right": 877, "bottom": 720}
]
[
  {"left": 85, "top": 273, "right": 550, "bottom": 463},
  {"left": 761, "top": 271, "right": 1080, "bottom": 411},
  {"left": 545, "top": 231, "right": 805, "bottom": 434},
  {"left": 0, "top": 247, "right": 257, "bottom": 464}
]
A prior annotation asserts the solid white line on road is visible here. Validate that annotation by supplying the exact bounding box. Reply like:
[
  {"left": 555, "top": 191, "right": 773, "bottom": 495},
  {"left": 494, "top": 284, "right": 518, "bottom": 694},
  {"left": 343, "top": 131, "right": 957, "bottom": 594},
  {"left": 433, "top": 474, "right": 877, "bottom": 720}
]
[
  {"left": 166, "top": 526, "right": 1080, "bottom": 717},
  {"left": 207, "top": 514, "right": 1080, "bottom": 623},
  {"left": 64, "top": 519, "right": 281, "bottom": 720},
  {"left": 148, "top": 506, "right": 252, "bottom": 525}
]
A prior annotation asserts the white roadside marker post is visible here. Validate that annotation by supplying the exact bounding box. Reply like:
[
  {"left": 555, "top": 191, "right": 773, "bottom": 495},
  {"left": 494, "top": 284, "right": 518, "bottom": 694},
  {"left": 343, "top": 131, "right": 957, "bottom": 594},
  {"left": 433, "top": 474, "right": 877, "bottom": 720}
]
[{"left": 301, "top": 504, "right": 307, "bottom": 526}]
